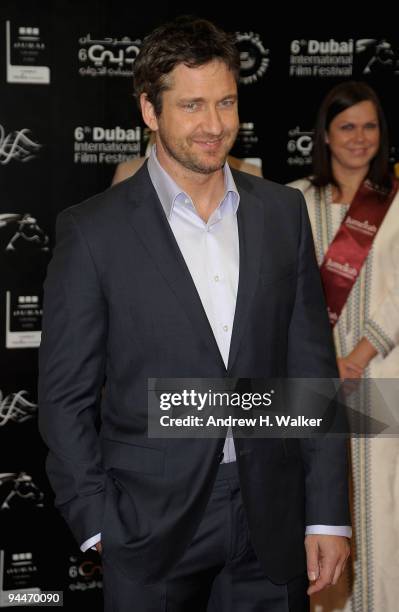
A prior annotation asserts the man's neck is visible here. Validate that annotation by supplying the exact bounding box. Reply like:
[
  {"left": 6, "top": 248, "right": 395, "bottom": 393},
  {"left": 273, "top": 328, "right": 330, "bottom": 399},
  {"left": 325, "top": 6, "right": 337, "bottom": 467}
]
[{"left": 156, "top": 145, "right": 226, "bottom": 223}]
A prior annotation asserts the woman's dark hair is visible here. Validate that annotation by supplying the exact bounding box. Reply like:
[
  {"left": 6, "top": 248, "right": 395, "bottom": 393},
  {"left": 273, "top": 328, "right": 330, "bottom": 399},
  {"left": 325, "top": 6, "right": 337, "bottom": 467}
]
[
  {"left": 311, "top": 81, "right": 391, "bottom": 190},
  {"left": 133, "top": 16, "right": 240, "bottom": 116}
]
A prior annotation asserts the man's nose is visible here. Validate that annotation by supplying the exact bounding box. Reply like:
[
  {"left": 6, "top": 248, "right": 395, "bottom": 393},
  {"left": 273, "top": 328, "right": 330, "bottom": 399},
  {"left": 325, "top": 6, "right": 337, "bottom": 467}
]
[{"left": 203, "top": 107, "right": 223, "bottom": 135}]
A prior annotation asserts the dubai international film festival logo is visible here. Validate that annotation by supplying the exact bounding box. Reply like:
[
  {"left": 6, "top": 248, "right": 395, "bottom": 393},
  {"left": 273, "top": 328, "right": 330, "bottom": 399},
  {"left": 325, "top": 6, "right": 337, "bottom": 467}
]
[
  {"left": 5, "top": 21, "right": 50, "bottom": 84},
  {"left": 289, "top": 38, "right": 354, "bottom": 77},
  {"left": 73, "top": 125, "right": 141, "bottom": 164},
  {"left": 0, "top": 473, "right": 44, "bottom": 511},
  {"left": 78, "top": 33, "right": 142, "bottom": 77},
  {"left": 0, "top": 125, "right": 42, "bottom": 165},
  {"left": 287, "top": 126, "right": 314, "bottom": 167},
  {"left": 0, "top": 390, "right": 37, "bottom": 427},
  {"left": 235, "top": 32, "right": 270, "bottom": 84},
  {"left": 68, "top": 555, "right": 103, "bottom": 592}
]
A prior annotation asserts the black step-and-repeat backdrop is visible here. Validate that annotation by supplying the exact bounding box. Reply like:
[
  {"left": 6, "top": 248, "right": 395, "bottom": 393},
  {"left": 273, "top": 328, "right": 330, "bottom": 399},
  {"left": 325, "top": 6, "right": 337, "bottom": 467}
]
[{"left": 1, "top": 1, "right": 398, "bottom": 607}]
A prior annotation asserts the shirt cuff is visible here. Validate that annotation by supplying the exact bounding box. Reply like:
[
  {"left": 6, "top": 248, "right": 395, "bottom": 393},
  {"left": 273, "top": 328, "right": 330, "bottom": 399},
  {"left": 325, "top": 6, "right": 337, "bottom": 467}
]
[
  {"left": 306, "top": 525, "right": 352, "bottom": 538},
  {"left": 80, "top": 532, "right": 101, "bottom": 552}
]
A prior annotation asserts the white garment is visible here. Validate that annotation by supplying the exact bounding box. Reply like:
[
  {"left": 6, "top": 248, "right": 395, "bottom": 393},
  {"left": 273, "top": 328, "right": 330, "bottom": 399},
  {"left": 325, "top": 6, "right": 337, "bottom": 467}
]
[{"left": 289, "top": 178, "right": 399, "bottom": 612}]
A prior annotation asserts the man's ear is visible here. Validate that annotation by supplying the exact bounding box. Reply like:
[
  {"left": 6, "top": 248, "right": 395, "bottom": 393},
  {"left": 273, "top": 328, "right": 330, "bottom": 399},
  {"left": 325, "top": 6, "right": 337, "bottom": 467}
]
[
  {"left": 325, "top": 130, "right": 329, "bottom": 145},
  {"left": 140, "top": 94, "right": 159, "bottom": 132}
]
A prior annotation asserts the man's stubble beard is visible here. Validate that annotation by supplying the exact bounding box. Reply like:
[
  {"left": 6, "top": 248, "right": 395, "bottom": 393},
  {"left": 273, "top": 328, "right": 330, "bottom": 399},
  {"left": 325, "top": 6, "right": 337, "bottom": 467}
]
[{"left": 158, "top": 127, "right": 238, "bottom": 175}]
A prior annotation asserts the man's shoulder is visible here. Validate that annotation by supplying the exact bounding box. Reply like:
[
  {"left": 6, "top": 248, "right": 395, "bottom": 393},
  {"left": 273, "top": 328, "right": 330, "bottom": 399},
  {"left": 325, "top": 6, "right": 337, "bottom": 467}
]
[
  {"left": 60, "top": 163, "right": 150, "bottom": 229},
  {"left": 65, "top": 181, "right": 128, "bottom": 223}
]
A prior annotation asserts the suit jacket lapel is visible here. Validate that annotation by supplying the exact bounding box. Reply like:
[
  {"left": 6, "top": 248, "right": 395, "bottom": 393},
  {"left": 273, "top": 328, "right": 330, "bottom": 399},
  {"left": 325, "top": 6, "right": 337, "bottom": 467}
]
[
  {"left": 228, "top": 174, "right": 265, "bottom": 371},
  {"left": 125, "top": 165, "right": 226, "bottom": 371}
]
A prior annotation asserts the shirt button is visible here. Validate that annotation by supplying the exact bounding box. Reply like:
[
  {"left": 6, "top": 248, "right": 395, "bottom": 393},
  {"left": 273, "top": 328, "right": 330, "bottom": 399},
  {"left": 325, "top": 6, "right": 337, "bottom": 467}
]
[
  {"left": 184, "top": 198, "right": 190, "bottom": 205},
  {"left": 214, "top": 275, "right": 220, "bottom": 282},
  {"left": 223, "top": 325, "right": 229, "bottom": 332}
]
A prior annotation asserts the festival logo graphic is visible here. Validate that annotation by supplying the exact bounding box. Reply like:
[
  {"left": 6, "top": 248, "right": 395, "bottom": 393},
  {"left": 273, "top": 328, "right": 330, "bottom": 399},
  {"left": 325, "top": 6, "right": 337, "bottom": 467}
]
[
  {"left": 0, "top": 390, "right": 37, "bottom": 427},
  {"left": 0, "top": 473, "right": 44, "bottom": 511},
  {"left": 68, "top": 554, "right": 103, "bottom": 592},
  {"left": 78, "top": 33, "right": 141, "bottom": 78},
  {"left": 5, "top": 21, "right": 50, "bottom": 84},
  {"left": 0, "top": 125, "right": 42, "bottom": 165},
  {"left": 0, "top": 550, "right": 41, "bottom": 607},
  {"left": 287, "top": 126, "right": 314, "bottom": 167},
  {"left": 73, "top": 125, "right": 141, "bottom": 164},
  {"left": 235, "top": 32, "right": 270, "bottom": 84},
  {"left": 0, "top": 214, "right": 49, "bottom": 252},
  {"left": 289, "top": 38, "right": 354, "bottom": 77},
  {"left": 355, "top": 38, "right": 399, "bottom": 75},
  {"left": 5, "top": 292, "right": 43, "bottom": 349}
]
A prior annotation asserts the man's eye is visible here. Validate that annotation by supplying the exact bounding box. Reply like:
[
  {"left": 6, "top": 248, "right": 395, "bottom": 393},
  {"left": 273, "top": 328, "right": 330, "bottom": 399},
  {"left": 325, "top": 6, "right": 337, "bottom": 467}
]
[
  {"left": 184, "top": 103, "right": 198, "bottom": 112},
  {"left": 219, "top": 99, "right": 235, "bottom": 107}
]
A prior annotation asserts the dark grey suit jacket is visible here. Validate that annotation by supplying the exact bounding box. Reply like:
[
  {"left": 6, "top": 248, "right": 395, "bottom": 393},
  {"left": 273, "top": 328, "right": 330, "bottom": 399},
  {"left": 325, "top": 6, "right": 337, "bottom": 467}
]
[{"left": 38, "top": 164, "right": 350, "bottom": 584}]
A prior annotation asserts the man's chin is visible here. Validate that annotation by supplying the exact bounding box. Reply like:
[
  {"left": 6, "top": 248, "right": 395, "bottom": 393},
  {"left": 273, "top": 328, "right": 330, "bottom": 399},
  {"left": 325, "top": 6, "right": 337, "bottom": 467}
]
[
  {"left": 189, "top": 154, "right": 228, "bottom": 175},
  {"left": 195, "top": 163, "right": 225, "bottom": 175}
]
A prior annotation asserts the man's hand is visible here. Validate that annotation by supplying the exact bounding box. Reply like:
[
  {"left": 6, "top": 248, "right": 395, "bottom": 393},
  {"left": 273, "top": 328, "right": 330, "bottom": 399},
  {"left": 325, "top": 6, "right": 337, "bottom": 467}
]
[
  {"left": 305, "top": 534, "right": 350, "bottom": 595},
  {"left": 95, "top": 541, "right": 103, "bottom": 555}
]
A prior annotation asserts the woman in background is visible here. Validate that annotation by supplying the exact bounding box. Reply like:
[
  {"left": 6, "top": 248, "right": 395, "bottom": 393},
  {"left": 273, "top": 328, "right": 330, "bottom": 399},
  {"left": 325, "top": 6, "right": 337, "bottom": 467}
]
[{"left": 290, "top": 81, "right": 399, "bottom": 612}]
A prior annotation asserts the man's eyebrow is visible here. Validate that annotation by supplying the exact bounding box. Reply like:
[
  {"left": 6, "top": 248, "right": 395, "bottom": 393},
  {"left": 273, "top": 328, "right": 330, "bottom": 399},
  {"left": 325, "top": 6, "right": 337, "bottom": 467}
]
[
  {"left": 178, "top": 97, "right": 205, "bottom": 103},
  {"left": 177, "top": 94, "right": 238, "bottom": 103}
]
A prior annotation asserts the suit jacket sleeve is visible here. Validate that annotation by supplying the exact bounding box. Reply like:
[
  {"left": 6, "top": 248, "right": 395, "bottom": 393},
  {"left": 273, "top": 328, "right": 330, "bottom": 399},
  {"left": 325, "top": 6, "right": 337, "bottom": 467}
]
[
  {"left": 287, "top": 190, "right": 350, "bottom": 527},
  {"left": 38, "top": 210, "right": 107, "bottom": 545}
]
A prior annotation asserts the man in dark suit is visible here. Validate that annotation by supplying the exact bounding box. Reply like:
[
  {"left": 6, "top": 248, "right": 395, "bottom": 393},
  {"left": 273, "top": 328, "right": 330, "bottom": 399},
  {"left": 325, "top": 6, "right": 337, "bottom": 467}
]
[{"left": 38, "top": 16, "right": 350, "bottom": 611}]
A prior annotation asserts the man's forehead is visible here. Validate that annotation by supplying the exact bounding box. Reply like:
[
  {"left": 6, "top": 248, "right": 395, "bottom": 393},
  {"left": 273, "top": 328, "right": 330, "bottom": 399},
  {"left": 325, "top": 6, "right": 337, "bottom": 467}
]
[{"left": 164, "top": 60, "right": 237, "bottom": 93}]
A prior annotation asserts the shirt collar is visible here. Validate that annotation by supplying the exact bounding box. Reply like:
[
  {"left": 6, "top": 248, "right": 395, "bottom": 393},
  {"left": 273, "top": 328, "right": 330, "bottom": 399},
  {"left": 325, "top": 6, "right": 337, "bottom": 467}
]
[{"left": 147, "top": 144, "right": 239, "bottom": 220}]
